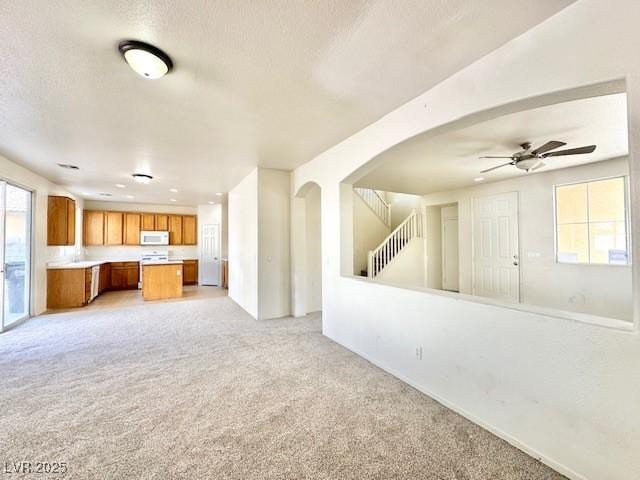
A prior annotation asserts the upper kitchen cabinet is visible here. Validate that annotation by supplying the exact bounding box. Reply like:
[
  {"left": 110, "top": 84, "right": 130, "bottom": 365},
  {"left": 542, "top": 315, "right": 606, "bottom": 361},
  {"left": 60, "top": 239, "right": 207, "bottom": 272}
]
[
  {"left": 123, "top": 213, "right": 141, "bottom": 245},
  {"left": 83, "top": 210, "right": 105, "bottom": 245},
  {"left": 47, "top": 196, "right": 76, "bottom": 246},
  {"left": 104, "top": 211, "right": 124, "bottom": 245},
  {"left": 142, "top": 213, "right": 155, "bottom": 231},
  {"left": 155, "top": 214, "right": 169, "bottom": 231},
  {"left": 182, "top": 215, "right": 197, "bottom": 245},
  {"left": 168, "top": 215, "right": 182, "bottom": 245}
]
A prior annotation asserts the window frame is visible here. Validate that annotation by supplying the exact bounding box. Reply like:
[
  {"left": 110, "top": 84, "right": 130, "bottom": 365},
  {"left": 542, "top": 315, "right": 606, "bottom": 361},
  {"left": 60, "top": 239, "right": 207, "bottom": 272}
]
[{"left": 553, "top": 174, "right": 631, "bottom": 266}]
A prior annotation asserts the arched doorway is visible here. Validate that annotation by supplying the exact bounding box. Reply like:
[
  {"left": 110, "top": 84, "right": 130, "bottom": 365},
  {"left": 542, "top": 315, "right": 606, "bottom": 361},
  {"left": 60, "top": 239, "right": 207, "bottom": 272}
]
[{"left": 292, "top": 181, "right": 322, "bottom": 317}]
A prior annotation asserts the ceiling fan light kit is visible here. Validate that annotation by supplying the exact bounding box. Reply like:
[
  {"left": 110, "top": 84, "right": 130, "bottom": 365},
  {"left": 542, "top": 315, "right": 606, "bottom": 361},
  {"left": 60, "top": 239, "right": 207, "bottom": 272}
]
[{"left": 479, "top": 140, "right": 597, "bottom": 174}]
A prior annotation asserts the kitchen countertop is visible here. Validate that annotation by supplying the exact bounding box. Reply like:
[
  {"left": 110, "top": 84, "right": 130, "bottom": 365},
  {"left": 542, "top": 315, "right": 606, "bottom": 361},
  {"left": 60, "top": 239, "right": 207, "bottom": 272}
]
[
  {"left": 141, "top": 260, "right": 184, "bottom": 266},
  {"left": 47, "top": 260, "right": 110, "bottom": 270},
  {"left": 47, "top": 258, "right": 196, "bottom": 270}
]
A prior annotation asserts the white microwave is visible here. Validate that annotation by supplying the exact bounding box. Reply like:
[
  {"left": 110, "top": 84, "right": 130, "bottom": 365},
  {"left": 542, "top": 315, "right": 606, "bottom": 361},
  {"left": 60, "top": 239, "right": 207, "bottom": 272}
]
[{"left": 140, "top": 231, "right": 169, "bottom": 245}]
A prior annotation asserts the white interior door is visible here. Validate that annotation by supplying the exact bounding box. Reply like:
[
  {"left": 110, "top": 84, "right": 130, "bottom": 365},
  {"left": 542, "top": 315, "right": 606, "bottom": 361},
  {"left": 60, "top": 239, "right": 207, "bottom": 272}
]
[
  {"left": 441, "top": 206, "right": 459, "bottom": 292},
  {"left": 473, "top": 192, "right": 519, "bottom": 303},
  {"left": 200, "top": 223, "right": 220, "bottom": 286}
]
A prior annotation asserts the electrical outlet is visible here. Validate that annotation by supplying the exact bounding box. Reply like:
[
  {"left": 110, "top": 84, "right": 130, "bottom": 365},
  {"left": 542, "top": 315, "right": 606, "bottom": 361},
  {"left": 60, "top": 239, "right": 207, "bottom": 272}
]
[{"left": 415, "top": 346, "right": 423, "bottom": 360}]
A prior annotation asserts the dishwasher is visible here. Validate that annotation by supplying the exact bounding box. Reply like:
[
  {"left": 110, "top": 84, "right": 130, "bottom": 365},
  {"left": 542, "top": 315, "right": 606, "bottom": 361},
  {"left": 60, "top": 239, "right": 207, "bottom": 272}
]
[{"left": 89, "top": 265, "right": 100, "bottom": 302}]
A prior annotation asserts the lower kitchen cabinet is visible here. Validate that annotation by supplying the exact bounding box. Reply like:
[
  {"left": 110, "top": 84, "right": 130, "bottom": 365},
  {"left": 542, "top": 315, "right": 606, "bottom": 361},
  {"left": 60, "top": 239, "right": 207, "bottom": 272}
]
[
  {"left": 182, "top": 259, "right": 198, "bottom": 285},
  {"left": 47, "top": 268, "right": 93, "bottom": 309},
  {"left": 99, "top": 263, "right": 111, "bottom": 293},
  {"left": 110, "top": 262, "right": 139, "bottom": 290}
]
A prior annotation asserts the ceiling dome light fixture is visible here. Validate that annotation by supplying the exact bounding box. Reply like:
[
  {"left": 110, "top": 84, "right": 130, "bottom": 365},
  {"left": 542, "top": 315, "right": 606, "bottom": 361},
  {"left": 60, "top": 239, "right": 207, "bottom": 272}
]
[
  {"left": 132, "top": 173, "right": 153, "bottom": 184},
  {"left": 118, "top": 40, "right": 173, "bottom": 79}
]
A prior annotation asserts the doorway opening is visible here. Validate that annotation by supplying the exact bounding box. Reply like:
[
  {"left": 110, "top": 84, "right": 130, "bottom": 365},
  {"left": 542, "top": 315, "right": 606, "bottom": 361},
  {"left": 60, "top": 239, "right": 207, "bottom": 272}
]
[
  {"left": 1, "top": 181, "right": 32, "bottom": 332},
  {"left": 292, "top": 182, "right": 322, "bottom": 316},
  {"left": 423, "top": 202, "right": 460, "bottom": 292},
  {"left": 339, "top": 80, "right": 633, "bottom": 322}
]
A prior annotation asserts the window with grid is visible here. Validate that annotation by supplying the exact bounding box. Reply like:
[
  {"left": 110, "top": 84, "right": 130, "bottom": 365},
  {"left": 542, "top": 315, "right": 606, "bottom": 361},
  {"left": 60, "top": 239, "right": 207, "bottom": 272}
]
[{"left": 555, "top": 177, "right": 629, "bottom": 265}]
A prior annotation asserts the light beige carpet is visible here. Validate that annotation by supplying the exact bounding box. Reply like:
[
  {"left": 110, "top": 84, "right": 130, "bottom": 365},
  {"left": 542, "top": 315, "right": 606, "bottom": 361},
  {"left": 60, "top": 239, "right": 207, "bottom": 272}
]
[{"left": 0, "top": 296, "right": 565, "bottom": 479}]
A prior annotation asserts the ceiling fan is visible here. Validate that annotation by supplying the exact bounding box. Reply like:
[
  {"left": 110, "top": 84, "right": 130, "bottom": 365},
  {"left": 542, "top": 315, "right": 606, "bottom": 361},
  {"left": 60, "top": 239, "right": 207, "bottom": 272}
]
[{"left": 479, "top": 141, "right": 596, "bottom": 173}]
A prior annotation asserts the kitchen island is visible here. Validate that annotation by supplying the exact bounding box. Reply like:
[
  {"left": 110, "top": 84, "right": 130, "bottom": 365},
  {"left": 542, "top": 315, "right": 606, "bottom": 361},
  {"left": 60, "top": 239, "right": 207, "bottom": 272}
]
[{"left": 141, "top": 260, "right": 184, "bottom": 301}]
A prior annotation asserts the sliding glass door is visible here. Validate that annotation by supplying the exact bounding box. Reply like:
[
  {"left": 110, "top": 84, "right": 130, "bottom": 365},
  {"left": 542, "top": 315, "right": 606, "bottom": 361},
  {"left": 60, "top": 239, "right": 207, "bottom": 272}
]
[{"left": 1, "top": 181, "right": 32, "bottom": 331}]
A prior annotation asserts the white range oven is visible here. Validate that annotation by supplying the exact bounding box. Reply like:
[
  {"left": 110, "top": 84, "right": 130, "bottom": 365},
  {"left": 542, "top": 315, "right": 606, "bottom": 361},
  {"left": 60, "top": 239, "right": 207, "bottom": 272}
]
[{"left": 140, "top": 231, "right": 169, "bottom": 245}]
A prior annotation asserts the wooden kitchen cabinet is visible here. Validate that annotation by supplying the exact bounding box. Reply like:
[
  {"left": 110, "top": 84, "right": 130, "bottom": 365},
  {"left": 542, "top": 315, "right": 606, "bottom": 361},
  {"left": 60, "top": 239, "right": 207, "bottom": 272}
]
[
  {"left": 99, "top": 262, "right": 111, "bottom": 293},
  {"left": 47, "top": 268, "right": 90, "bottom": 308},
  {"left": 182, "top": 260, "right": 198, "bottom": 285},
  {"left": 47, "top": 196, "right": 76, "bottom": 246},
  {"left": 182, "top": 215, "right": 197, "bottom": 245},
  {"left": 142, "top": 213, "right": 155, "bottom": 230},
  {"left": 83, "top": 210, "right": 105, "bottom": 245},
  {"left": 110, "top": 262, "right": 139, "bottom": 290},
  {"left": 123, "top": 213, "right": 141, "bottom": 245},
  {"left": 168, "top": 215, "right": 183, "bottom": 245},
  {"left": 142, "top": 263, "right": 183, "bottom": 301},
  {"left": 155, "top": 214, "right": 169, "bottom": 231},
  {"left": 104, "top": 211, "right": 124, "bottom": 245},
  {"left": 84, "top": 209, "right": 197, "bottom": 246}
]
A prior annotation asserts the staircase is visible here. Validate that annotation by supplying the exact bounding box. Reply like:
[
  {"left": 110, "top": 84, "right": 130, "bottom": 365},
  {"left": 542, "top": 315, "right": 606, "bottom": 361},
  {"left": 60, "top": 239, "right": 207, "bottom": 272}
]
[
  {"left": 354, "top": 187, "right": 391, "bottom": 227},
  {"left": 367, "top": 210, "right": 422, "bottom": 277}
]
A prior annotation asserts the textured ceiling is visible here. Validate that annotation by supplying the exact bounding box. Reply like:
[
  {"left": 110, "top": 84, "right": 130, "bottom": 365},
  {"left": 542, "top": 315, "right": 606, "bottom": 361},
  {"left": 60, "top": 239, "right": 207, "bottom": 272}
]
[
  {"left": 356, "top": 93, "right": 629, "bottom": 194},
  {"left": 0, "top": 0, "right": 575, "bottom": 205}
]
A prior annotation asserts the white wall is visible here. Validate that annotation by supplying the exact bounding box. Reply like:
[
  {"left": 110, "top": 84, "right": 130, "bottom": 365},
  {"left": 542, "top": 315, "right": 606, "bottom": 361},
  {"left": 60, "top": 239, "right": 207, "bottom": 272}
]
[
  {"left": 291, "top": 1, "right": 640, "bottom": 478},
  {"left": 221, "top": 202, "right": 228, "bottom": 258},
  {"left": 305, "top": 185, "right": 322, "bottom": 312},
  {"left": 387, "top": 191, "right": 422, "bottom": 229},
  {"left": 229, "top": 168, "right": 291, "bottom": 320},
  {"left": 258, "top": 169, "right": 291, "bottom": 320},
  {"left": 0, "top": 154, "right": 84, "bottom": 315},
  {"left": 421, "top": 158, "right": 632, "bottom": 320},
  {"left": 353, "top": 191, "right": 390, "bottom": 275},
  {"left": 228, "top": 168, "right": 259, "bottom": 318},
  {"left": 83, "top": 200, "right": 198, "bottom": 261}
]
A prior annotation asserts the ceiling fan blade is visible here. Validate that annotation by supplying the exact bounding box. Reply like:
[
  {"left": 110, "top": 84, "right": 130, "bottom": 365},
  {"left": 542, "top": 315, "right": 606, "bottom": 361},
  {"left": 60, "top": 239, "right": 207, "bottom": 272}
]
[
  {"left": 478, "top": 156, "right": 515, "bottom": 159},
  {"left": 481, "top": 162, "right": 514, "bottom": 173},
  {"left": 531, "top": 140, "right": 566, "bottom": 156},
  {"left": 542, "top": 145, "right": 596, "bottom": 157}
]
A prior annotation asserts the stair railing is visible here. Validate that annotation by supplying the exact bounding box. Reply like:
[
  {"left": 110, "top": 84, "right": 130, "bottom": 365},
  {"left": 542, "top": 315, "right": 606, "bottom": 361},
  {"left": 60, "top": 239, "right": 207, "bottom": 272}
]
[
  {"left": 367, "top": 209, "right": 422, "bottom": 277},
  {"left": 354, "top": 187, "right": 391, "bottom": 227}
]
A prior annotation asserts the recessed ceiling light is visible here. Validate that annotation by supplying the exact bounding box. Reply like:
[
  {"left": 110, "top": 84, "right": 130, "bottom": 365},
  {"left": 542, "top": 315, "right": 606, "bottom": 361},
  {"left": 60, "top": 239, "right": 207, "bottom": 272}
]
[
  {"left": 169, "top": 188, "right": 178, "bottom": 193},
  {"left": 170, "top": 198, "right": 177, "bottom": 202},
  {"left": 132, "top": 173, "right": 153, "bottom": 184},
  {"left": 82, "top": 192, "right": 91, "bottom": 196},
  {"left": 126, "top": 195, "right": 134, "bottom": 199},
  {"left": 99, "top": 193, "right": 112, "bottom": 197},
  {"left": 215, "top": 192, "right": 223, "bottom": 196},
  {"left": 208, "top": 201, "right": 215, "bottom": 205},
  {"left": 474, "top": 177, "right": 485, "bottom": 182},
  {"left": 115, "top": 184, "right": 125, "bottom": 188},
  {"left": 58, "top": 163, "right": 79, "bottom": 170},
  {"left": 118, "top": 40, "right": 173, "bottom": 79}
]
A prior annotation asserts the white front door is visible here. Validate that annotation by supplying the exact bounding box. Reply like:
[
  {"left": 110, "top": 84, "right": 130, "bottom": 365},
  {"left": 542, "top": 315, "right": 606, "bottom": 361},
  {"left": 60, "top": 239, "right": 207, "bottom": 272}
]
[
  {"left": 473, "top": 192, "right": 519, "bottom": 303},
  {"left": 200, "top": 224, "right": 220, "bottom": 286},
  {"left": 441, "top": 206, "right": 459, "bottom": 292}
]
